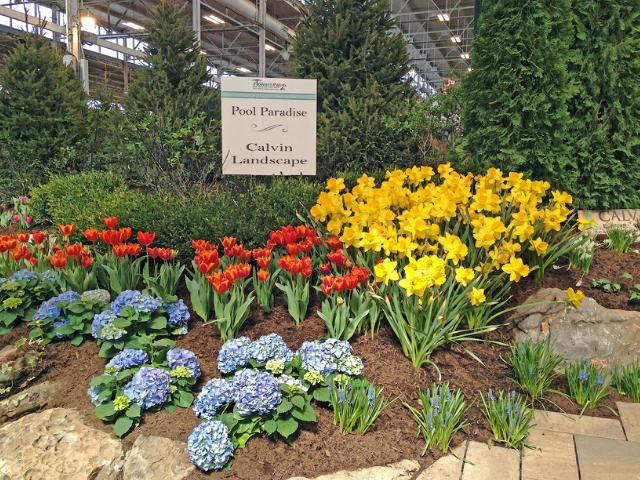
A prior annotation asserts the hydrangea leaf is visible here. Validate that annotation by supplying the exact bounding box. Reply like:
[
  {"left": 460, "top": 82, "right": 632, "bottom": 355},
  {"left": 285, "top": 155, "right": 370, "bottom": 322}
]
[
  {"left": 276, "top": 417, "right": 298, "bottom": 438},
  {"left": 113, "top": 415, "right": 134, "bottom": 437}
]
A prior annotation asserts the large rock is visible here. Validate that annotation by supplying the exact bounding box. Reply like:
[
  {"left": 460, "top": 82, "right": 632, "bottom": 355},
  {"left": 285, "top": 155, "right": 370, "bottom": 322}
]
[
  {"left": 511, "top": 288, "right": 640, "bottom": 366},
  {"left": 288, "top": 459, "right": 420, "bottom": 480},
  {"left": 0, "top": 407, "right": 123, "bottom": 479},
  {"left": 121, "top": 435, "right": 194, "bottom": 480},
  {"left": 0, "top": 380, "right": 59, "bottom": 425},
  {"left": 0, "top": 343, "right": 42, "bottom": 388}
]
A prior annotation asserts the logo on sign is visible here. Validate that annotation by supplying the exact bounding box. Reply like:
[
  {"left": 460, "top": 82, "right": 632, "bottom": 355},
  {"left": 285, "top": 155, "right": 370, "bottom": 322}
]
[{"left": 252, "top": 79, "right": 287, "bottom": 91}]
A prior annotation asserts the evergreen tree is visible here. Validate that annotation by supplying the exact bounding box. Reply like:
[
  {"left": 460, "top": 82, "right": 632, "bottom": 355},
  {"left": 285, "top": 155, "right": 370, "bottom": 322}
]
[
  {"left": 292, "top": 0, "right": 417, "bottom": 177},
  {"left": 460, "top": 0, "right": 576, "bottom": 193},
  {"left": 568, "top": 0, "right": 640, "bottom": 208},
  {"left": 125, "top": 0, "right": 220, "bottom": 190},
  {"left": 0, "top": 35, "right": 87, "bottom": 199}
]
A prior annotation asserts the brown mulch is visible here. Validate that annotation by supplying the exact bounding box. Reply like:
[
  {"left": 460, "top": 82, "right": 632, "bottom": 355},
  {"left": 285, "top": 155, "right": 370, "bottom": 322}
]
[{"left": 0, "top": 247, "right": 637, "bottom": 479}]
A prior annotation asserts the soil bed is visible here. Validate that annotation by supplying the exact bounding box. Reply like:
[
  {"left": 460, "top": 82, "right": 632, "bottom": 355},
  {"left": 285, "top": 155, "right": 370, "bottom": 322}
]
[{"left": 0, "top": 247, "right": 636, "bottom": 479}]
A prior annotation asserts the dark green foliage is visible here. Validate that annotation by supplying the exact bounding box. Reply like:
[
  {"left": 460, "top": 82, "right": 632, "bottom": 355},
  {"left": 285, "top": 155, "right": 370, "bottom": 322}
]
[
  {"left": 0, "top": 36, "right": 87, "bottom": 199},
  {"left": 460, "top": 0, "right": 576, "bottom": 193},
  {"left": 124, "top": 0, "right": 221, "bottom": 190},
  {"left": 30, "top": 173, "right": 321, "bottom": 261},
  {"left": 568, "top": 0, "right": 640, "bottom": 208},
  {"left": 292, "top": 0, "right": 418, "bottom": 177}
]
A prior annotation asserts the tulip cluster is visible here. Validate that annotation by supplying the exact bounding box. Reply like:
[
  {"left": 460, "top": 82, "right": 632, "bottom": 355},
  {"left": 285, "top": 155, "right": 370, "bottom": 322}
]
[{"left": 251, "top": 247, "right": 279, "bottom": 313}]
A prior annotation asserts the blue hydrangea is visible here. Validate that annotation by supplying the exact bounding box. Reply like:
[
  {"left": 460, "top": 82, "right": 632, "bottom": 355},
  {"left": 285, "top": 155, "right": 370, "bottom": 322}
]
[
  {"left": 106, "top": 349, "right": 149, "bottom": 371},
  {"left": 297, "top": 338, "right": 363, "bottom": 376},
  {"left": 232, "top": 369, "right": 282, "bottom": 416},
  {"left": 188, "top": 420, "right": 234, "bottom": 471},
  {"left": 91, "top": 309, "right": 126, "bottom": 340},
  {"left": 167, "top": 348, "right": 201, "bottom": 379},
  {"left": 248, "top": 333, "right": 294, "bottom": 364},
  {"left": 123, "top": 366, "right": 172, "bottom": 410},
  {"left": 33, "top": 291, "right": 81, "bottom": 321},
  {"left": 87, "top": 385, "right": 107, "bottom": 406},
  {"left": 53, "top": 318, "right": 72, "bottom": 339},
  {"left": 193, "top": 378, "right": 235, "bottom": 420},
  {"left": 164, "top": 299, "right": 190, "bottom": 329},
  {"left": 111, "top": 290, "right": 161, "bottom": 315},
  {"left": 6, "top": 269, "right": 38, "bottom": 282},
  {"left": 217, "top": 336, "right": 251, "bottom": 374}
]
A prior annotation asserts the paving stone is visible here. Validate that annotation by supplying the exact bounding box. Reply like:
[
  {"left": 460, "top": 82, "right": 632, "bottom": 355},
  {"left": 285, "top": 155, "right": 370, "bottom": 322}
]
[
  {"left": 461, "top": 441, "right": 519, "bottom": 480},
  {"left": 575, "top": 434, "right": 640, "bottom": 480},
  {"left": 521, "top": 429, "right": 578, "bottom": 480},
  {"left": 287, "top": 459, "right": 420, "bottom": 480},
  {"left": 534, "top": 410, "right": 625, "bottom": 440},
  {"left": 617, "top": 402, "right": 640, "bottom": 442},
  {"left": 415, "top": 441, "right": 466, "bottom": 480}
]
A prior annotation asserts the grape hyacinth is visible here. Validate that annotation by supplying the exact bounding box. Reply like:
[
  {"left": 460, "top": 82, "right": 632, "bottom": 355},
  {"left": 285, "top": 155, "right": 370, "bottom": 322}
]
[
  {"left": 187, "top": 420, "right": 234, "bottom": 471},
  {"left": 91, "top": 310, "right": 126, "bottom": 340},
  {"left": 193, "top": 378, "right": 235, "bottom": 420},
  {"left": 232, "top": 369, "right": 282, "bottom": 416},
  {"left": 123, "top": 366, "right": 172, "bottom": 410},
  {"left": 247, "top": 333, "right": 294, "bottom": 364},
  {"left": 111, "top": 290, "right": 162, "bottom": 315},
  {"left": 217, "top": 336, "right": 251, "bottom": 374},
  {"left": 167, "top": 348, "right": 201, "bottom": 379},
  {"left": 106, "top": 349, "right": 149, "bottom": 372},
  {"left": 32, "top": 291, "right": 81, "bottom": 321}
]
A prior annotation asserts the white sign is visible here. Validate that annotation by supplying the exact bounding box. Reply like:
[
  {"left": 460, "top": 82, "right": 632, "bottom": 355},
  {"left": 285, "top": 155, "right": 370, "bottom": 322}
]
[
  {"left": 579, "top": 210, "right": 640, "bottom": 235},
  {"left": 221, "top": 77, "right": 317, "bottom": 175}
]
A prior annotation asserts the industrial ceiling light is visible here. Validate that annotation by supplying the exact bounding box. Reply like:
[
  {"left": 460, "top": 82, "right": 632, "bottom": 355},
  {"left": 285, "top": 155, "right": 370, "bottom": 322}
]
[
  {"left": 123, "top": 21, "right": 144, "bottom": 30},
  {"left": 437, "top": 13, "right": 450, "bottom": 22},
  {"left": 237, "top": 67, "right": 251, "bottom": 73},
  {"left": 80, "top": 14, "right": 96, "bottom": 30},
  {"left": 450, "top": 35, "right": 461, "bottom": 44},
  {"left": 204, "top": 14, "right": 225, "bottom": 25},
  {"left": 461, "top": 52, "right": 470, "bottom": 59},
  {"left": 265, "top": 44, "right": 276, "bottom": 52}
]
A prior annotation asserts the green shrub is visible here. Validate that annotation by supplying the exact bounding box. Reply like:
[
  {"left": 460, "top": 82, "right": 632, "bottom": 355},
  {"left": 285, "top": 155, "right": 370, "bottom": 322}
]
[{"left": 30, "top": 174, "right": 321, "bottom": 262}]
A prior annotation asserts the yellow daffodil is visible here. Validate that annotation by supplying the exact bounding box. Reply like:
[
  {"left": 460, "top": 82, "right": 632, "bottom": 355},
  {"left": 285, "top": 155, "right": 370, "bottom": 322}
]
[
  {"left": 374, "top": 258, "right": 399, "bottom": 285},
  {"left": 468, "top": 287, "right": 486, "bottom": 306},
  {"left": 577, "top": 216, "right": 596, "bottom": 232},
  {"left": 566, "top": 288, "right": 585, "bottom": 308},
  {"left": 529, "top": 237, "right": 549, "bottom": 255},
  {"left": 502, "top": 256, "right": 531, "bottom": 282},
  {"left": 455, "top": 267, "right": 475, "bottom": 286}
]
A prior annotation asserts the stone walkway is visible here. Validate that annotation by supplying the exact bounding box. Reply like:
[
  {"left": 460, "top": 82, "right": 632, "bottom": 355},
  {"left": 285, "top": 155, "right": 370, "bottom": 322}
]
[{"left": 416, "top": 403, "right": 640, "bottom": 480}]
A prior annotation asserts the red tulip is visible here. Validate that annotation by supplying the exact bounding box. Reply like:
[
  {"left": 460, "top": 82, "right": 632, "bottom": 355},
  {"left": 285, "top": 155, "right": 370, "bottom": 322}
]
[
  {"left": 257, "top": 269, "right": 269, "bottom": 282},
  {"left": 197, "top": 261, "right": 218, "bottom": 274},
  {"left": 58, "top": 224, "right": 76, "bottom": 237},
  {"left": 25, "top": 216, "right": 33, "bottom": 225},
  {"left": 136, "top": 231, "right": 156, "bottom": 246},
  {"left": 147, "top": 247, "right": 160, "bottom": 259},
  {"left": 327, "top": 236, "right": 343, "bottom": 250},
  {"left": 83, "top": 228, "right": 99, "bottom": 242},
  {"left": 192, "top": 239, "right": 216, "bottom": 252},
  {"left": 319, "top": 262, "right": 331, "bottom": 274},
  {"left": 103, "top": 216, "right": 119, "bottom": 229},
  {"left": 17, "top": 233, "right": 29, "bottom": 243},
  {"left": 49, "top": 252, "right": 68, "bottom": 268},
  {"left": 11, "top": 246, "right": 27, "bottom": 261},
  {"left": 81, "top": 254, "right": 94, "bottom": 269},
  {"left": 32, "top": 232, "right": 46, "bottom": 244},
  {"left": 256, "top": 256, "right": 271, "bottom": 269},
  {"left": 65, "top": 243, "right": 83, "bottom": 257},
  {"left": 327, "top": 250, "right": 347, "bottom": 267},
  {"left": 158, "top": 248, "right": 175, "bottom": 261},
  {"left": 221, "top": 237, "right": 236, "bottom": 249},
  {"left": 112, "top": 244, "right": 129, "bottom": 258},
  {"left": 344, "top": 274, "right": 358, "bottom": 290}
]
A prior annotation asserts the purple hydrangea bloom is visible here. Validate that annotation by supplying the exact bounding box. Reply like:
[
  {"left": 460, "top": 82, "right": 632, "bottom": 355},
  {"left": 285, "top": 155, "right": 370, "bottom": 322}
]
[
  {"left": 297, "top": 338, "right": 362, "bottom": 376},
  {"left": 164, "top": 300, "right": 190, "bottom": 329},
  {"left": 217, "top": 336, "right": 251, "bottom": 374},
  {"left": 91, "top": 309, "right": 126, "bottom": 340},
  {"left": 193, "top": 378, "right": 235, "bottom": 419},
  {"left": 33, "top": 291, "right": 81, "bottom": 321},
  {"left": 232, "top": 369, "right": 282, "bottom": 416},
  {"left": 188, "top": 420, "right": 234, "bottom": 471},
  {"left": 106, "top": 349, "right": 149, "bottom": 371},
  {"left": 123, "top": 366, "right": 172, "bottom": 410},
  {"left": 247, "top": 333, "right": 293, "bottom": 364},
  {"left": 167, "top": 348, "right": 201, "bottom": 379},
  {"left": 111, "top": 290, "right": 161, "bottom": 315}
]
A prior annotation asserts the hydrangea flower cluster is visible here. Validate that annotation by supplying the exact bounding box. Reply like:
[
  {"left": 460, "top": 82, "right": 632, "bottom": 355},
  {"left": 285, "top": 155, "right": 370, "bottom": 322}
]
[
  {"left": 187, "top": 421, "right": 234, "bottom": 472},
  {"left": 167, "top": 348, "right": 201, "bottom": 379},
  {"left": 32, "top": 291, "right": 81, "bottom": 321},
  {"left": 92, "top": 310, "right": 125, "bottom": 340},
  {"left": 216, "top": 334, "right": 293, "bottom": 373},
  {"left": 81, "top": 289, "right": 111, "bottom": 303},
  {"left": 232, "top": 369, "right": 282, "bottom": 416},
  {"left": 298, "top": 338, "right": 363, "bottom": 377},
  {"left": 123, "top": 366, "right": 172, "bottom": 410},
  {"left": 164, "top": 299, "right": 190, "bottom": 331},
  {"left": 193, "top": 378, "right": 235, "bottom": 420},
  {"left": 106, "top": 349, "right": 149, "bottom": 372},
  {"left": 0, "top": 269, "right": 56, "bottom": 284},
  {"left": 111, "top": 290, "right": 162, "bottom": 315}
]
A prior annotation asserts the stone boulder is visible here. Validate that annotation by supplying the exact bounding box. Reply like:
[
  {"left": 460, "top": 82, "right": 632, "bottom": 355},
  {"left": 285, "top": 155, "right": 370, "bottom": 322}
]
[
  {"left": 511, "top": 288, "right": 640, "bottom": 366},
  {"left": 0, "top": 407, "right": 123, "bottom": 479},
  {"left": 288, "top": 459, "right": 420, "bottom": 480},
  {"left": 121, "top": 435, "right": 195, "bottom": 480},
  {"left": 0, "top": 380, "right": 59, "bottom": 425},
  {"left": 0, "top": 343, "right": 42, "bottom": 389}
]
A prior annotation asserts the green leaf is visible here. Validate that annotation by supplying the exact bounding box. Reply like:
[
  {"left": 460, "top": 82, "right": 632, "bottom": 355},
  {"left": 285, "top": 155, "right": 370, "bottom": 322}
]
[
  {"left": 276, "top": 398, "right": 293, "bottom": 414},
  {"left": 125, "top": 403, "right": 141, "bottom": 419},
  {"left": 276, "top": 417, "right": 299, "bottom": 438},
  {"left": 291, "top": 395, "right": 305, "bottom": 410},
  {"left": 70, "top": 335, "right": 84, "bottom": 346},
  {"left": 176, "top": 391, "right": 194, "bottom": 408},
  {"left": 150, "top": 317, "right": 167, "bottom": 329},
  {"left": 312, "top": 387, "right": 330, "bottom": 403},
  {"left": 291, "top": 402, "right": 317, "bottom": 423},
  {"left": 113, "top": 415, "right": 134, "bottom": 437},
  {"left": 263, "top": 419, "right": 278, "bottom": 435},
  {"left": 95, "top": 403, "right": 116, "bottom": 421}
]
